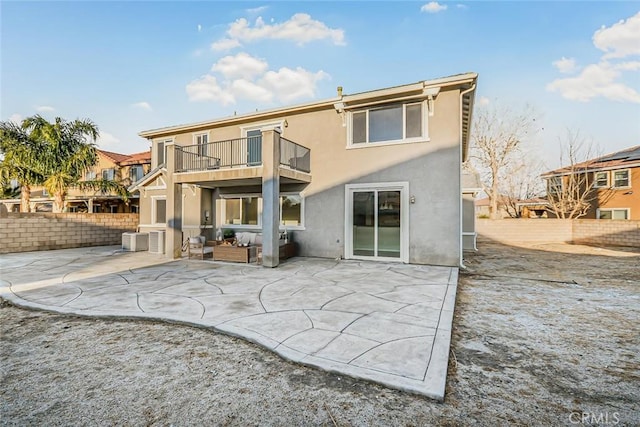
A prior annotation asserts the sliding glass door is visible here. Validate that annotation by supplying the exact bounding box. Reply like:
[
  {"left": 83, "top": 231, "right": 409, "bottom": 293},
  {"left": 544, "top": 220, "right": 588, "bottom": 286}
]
[{"left": 347, "top": 183, "right": 407, "bottom": 262}]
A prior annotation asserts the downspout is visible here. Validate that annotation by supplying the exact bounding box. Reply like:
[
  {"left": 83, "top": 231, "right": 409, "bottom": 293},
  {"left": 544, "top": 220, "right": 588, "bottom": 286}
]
[{"left": 459, "top": 83, "right": 476, "bottom": 269}]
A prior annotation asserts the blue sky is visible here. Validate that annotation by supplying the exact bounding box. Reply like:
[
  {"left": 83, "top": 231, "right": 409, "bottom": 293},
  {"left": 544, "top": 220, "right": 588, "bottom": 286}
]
[{"left": 2, "top": 1, "right": 639, "bottom": 168}]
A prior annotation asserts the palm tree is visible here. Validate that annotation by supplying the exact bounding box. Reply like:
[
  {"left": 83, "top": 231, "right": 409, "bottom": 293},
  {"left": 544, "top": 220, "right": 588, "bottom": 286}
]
[
  {"left": 1, "top": 115, "right": 129, "bottom": 213},
  {"left": 22, "top": 115, "right": 128, "bottom": 213},
  {"left": 0, "top": 120, "right": 45, "bottom": 212}
]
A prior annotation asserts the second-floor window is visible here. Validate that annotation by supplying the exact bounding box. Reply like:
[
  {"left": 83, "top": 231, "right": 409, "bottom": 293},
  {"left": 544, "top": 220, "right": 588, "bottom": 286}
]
[
  {"left": 129, "top": 165, "right": 143, "bottom": 183},
  {"left": 350, "top": 102, "right": 424, "bottom": 146},
  {"left": 85, "top": 170, "right": 97, "bottom": 180},
  {"left": 102, "top": 168, "right": 115, "bottom": 181},
  {"left": 547, "top": 176, "right": 563, "bottom": 195},
  {"left": 613, "top": 169, "right": 630, "bottom": 188},
  {"left": 593, "top": 171, "right": 609, "bottom": 188},
  {"left": 156, "top": 140, "right": 170, "bottom": 167}
]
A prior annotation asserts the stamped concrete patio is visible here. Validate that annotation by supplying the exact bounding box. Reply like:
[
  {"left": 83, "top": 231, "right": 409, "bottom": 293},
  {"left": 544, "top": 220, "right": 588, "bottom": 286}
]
[{"left": 0, "top": 246, "right": 458, "bottom": 400}]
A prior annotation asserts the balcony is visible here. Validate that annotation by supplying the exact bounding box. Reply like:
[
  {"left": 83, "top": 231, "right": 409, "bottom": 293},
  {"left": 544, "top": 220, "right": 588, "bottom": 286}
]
[{"left": 175, "top": 136, "right": 310, "bottom": 174}]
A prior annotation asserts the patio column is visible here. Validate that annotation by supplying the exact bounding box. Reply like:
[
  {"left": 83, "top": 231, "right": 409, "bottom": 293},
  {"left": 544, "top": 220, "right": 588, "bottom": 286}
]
[
  {"left": 261, "top": 127, "right": 280, "bottom": 268},
  {"left": 165, "top": 141, "right": 183, "bottom": 259}
]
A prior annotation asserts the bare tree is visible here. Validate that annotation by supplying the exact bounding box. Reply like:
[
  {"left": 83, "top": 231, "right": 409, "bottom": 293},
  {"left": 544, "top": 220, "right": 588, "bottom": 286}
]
[
  {"left": 544, "top": 130, "right": 612, "bottom": 219},
  {"left": 469, "top": 102, "right": 540, "bottom": 219},
  {"left": 501, "top": 155, "right": 545, "bottom": 218}
]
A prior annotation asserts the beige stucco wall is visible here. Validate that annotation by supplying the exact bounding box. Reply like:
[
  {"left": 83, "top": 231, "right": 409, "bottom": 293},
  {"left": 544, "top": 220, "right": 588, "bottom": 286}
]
[{"left": 142, "top": 86, "right": 466, "bottom": 265}]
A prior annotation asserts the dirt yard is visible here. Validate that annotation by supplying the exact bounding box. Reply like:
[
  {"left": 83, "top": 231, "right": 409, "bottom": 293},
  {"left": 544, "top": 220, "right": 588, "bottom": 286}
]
[{"left": 1, "top": 242, "right": 638, "bottom": 426}]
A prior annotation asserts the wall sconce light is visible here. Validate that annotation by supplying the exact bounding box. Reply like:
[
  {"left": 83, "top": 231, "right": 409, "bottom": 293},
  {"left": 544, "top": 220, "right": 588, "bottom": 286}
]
[
  {"left": 410, "top": 195, "right": 416, "bottom": 204},
  {"left": 204, "top": 210, "right": 210, "bottom": 222}
]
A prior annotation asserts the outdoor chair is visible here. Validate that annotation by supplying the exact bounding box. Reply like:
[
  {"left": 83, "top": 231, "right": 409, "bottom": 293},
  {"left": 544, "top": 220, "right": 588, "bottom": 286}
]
[{"left": 187, "top": 236, "right": 214, "bottom": 260}]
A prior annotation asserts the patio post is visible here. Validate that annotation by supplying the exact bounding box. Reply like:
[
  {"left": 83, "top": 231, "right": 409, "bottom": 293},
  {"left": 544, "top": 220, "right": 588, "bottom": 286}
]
[
  {"left": 165, "top": 141, "right": 183, "bottom": 259},
  {"left": 261, "top": 127, "right": 280, "bottom": 268}
]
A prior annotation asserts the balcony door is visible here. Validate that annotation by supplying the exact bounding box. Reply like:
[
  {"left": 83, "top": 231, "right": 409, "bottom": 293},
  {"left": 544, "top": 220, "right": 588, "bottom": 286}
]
[
  {"left": 345, "top": 183, "right": 409, "bottom": 262},
  {"left": 246, "top": 129, "right": 262, "bottom": 166},
  {"left": 242, "top": 122, "right": 284, "bottom": 167}
]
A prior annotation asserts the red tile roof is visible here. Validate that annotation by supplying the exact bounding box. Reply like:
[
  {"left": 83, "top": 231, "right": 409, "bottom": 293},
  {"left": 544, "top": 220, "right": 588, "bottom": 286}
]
[
  {"left": 97, "top": 149, "right": 151, "bottom": 166},
  {"left": 97, "top": 149, "right": 131, "bottom": 164}
]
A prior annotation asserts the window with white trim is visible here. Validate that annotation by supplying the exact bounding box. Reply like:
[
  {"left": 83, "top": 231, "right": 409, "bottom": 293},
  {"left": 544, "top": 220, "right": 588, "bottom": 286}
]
[
  {"left": 152, "top": 197, "right": 167, "bottom": 224},
  {"left": 224, "top": 196, "right": 260, "bottom": 225},
  {"left": 613, "top": 169, "right": 630, "bottom": 188},
  {"left": 85, "top": 170, "right": 97, "bottom": 180},
  {"left": 547, "top": 176, "right": 563, "bottom": 195},
  {"left": 593, "top": 171, "right": 609, "bottom": 188},
  {"left": 349, "top": 102, "right": 425, "bottom": 146},
  {"left": 280, "top": 195, "right": 303, "bottom": 227},
  {"left": 598, "top": 208, "right": 629, "bottom": 220},
  {"left": 129, "top": 165, "right": 143, "bottom": 183},
  {"left": 155, "top": 140, "right": 170, "bottom": 167},
  {"left": 102, "top": 168, "right": 115, "bottom": 180},
  {"left": 220, "top": 194, "right": 304, "bottom": 228}
]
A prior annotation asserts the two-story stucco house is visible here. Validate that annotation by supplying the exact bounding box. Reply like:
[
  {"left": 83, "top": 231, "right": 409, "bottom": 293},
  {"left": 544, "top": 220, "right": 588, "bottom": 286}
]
[{"left": 132, "top": 73, "right": 478, "bottom": 267}]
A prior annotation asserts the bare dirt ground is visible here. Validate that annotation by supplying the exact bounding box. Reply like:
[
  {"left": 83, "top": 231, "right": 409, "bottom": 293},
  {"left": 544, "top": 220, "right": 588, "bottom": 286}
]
[{"left": 1, "top": 241, "right": 639, "bottom": 426}]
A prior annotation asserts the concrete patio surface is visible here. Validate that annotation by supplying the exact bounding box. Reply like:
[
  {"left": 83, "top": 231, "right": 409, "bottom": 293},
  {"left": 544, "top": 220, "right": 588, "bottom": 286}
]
[{"left": 0, "top": 246, "right": 458, "bottom": 400}]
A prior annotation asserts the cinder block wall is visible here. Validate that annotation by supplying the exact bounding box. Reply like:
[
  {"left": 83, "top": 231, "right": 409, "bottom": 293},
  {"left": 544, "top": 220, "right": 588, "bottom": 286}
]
[
  {"left": 0, "top": 213, "right": 138, "bottom": 254},
  {"left": 476, "top": 219, "right": 573, "bottom": 243},
  {"left": 477, "top": 219, "right": 640, "bottom": 248},
  {"left": 573, "top": 219, "right": 640, "bottom": 248}
]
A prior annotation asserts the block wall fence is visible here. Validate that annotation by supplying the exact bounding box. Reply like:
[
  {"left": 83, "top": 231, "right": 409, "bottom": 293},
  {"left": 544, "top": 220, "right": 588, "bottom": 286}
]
[
  {"left": 0, "top": 213, "right": 138, "bottom": 254},
  {"left": 476, "top": 219, "right": 640, "bottom": 248}
]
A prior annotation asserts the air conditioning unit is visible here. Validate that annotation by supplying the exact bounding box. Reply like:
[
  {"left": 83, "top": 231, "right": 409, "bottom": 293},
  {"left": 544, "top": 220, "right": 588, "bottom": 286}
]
[
  {"left": 148, "top": 230, "right": 165, "bottom": 254},
  {"left": 122, "top": 232, "right": 149, "bottom": 252}
]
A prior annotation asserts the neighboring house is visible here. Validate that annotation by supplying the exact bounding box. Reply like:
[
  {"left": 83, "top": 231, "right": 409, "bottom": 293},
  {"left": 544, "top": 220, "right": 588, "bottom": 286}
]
[
  {"left": 0, "top": 149, "right": 151, "bottom": 213},
  {"left": 474, "top": 196, "right": 510, "bottom": 218},
  {"left": 515, "top": 198, "right": 550, "bottom": 218},
  {"left": 475, "top": 195, "right": 550, "bottom": 219},
  {"left": 541, "top": 145, "right": 639, "bottom": 220},
  {"left": 132, "top": 73, "right": 478, "bottom": 266}
]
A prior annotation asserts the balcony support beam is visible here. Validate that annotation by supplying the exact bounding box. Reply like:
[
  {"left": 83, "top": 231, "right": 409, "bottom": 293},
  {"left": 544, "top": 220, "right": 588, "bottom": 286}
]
[{"left": 261, "top": 128, "right": 281, "bottom": 268}]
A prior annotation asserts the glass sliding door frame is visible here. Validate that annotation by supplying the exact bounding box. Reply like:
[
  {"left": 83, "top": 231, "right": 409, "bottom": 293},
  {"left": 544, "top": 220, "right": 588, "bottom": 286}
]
[{"left": 344, "top": 182, "right": 409, "bottom": 263}]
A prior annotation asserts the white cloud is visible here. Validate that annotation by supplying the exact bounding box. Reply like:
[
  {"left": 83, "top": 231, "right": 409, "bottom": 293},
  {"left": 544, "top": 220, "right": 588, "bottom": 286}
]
[
  {"left": 246, "top": 6, "right": 268, "bottom": 14},
  {"left": 8, "top": 113, "right": 23, "bottom": 124},
  {"left": 96, "top": 131, "right": 120, "bottom": 149},
  {"left": 212, "top": 13, "right": 345, "bottom": 51},
  {"left": 548, "top": 12, "right": 640, "bottom": 104},
  {"left": 211, "top": 37, "right": 242, "bottom": 51},
  {"left": 593, "top": 11, "right": 640, "bottom": 59},
  {"left": 212, "top": 52, "right": 268, "bottom": 80},
  {"left": 131, "top": 101, "right": 152, "bottom": 111},
  {"left": 36, "top": 105, "right": 55, "bottom": 112},
  {"left": 615, "top": 61, "right": 640, "bottom": 71},
  {"left": 456, "top": 4, "right": 468, "bottom": 9},
  {"left": 197, "top": 24, "right": 202, "bottom": 33},
  {"left": 186, "top": 75, "right": 236, "bottom": 105},
  {"left": 477, "top": 96, "right": 490, "bottom": 106},
  {"left": 230, "top": 79, "right": 273, "bottom": 103},
  {"left": 186, "top": 52, "right": 330, "bottom": 105},
  {"left": 552, "top": 57, "right": 578, "bottom": 74},
  {"left": 259, "top": 67, "right": 329, "bottom": 103},
  {"left": 421, "top": 2, "right": 448, "bottom": 13},
  {"left": 547, "top": 61, "right": 640, "bottom": 103}
]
